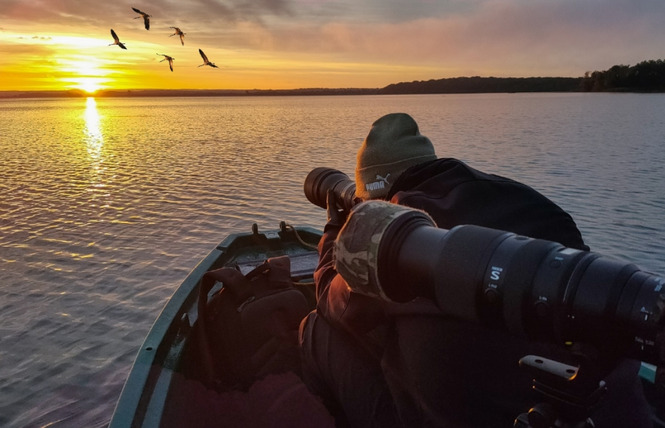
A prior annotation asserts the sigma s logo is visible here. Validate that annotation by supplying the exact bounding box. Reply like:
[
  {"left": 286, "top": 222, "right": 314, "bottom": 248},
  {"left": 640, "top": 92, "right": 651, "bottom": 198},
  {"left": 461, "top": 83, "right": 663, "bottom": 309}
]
[{"left": 490, "top": 266, "right": 503, "bottom": 281}]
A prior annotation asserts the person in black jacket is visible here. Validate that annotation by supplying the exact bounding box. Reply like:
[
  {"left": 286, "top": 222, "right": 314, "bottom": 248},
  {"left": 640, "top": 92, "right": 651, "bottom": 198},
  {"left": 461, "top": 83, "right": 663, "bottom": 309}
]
[{"left": 299, "top": 113, "right": 652, "bottom": 427}]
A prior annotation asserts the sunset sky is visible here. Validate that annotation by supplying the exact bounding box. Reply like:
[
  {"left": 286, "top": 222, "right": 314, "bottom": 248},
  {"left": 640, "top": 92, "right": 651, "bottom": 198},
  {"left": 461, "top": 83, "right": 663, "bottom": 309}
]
[{"left": 1, "top": 0, "right": 664, "bottom": 93}]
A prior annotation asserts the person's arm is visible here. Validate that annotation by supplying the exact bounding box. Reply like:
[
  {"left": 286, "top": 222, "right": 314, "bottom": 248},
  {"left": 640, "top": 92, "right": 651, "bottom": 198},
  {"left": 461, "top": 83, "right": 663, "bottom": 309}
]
[
  {"left": 313, "top": 192, "right": 386, "bottom": 335},
  {"left": 314, "top": 222, "right": 340, "bottom": 302},
  {"left": 314, "top": 191, "right": 347, "bottom": 301}
]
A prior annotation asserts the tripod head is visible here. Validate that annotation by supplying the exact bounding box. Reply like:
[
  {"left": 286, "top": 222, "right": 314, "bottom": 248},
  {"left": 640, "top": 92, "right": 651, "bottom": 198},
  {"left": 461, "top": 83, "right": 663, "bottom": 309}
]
[{"left": 514, "top": 352, "right": 609, "bottom": 428}]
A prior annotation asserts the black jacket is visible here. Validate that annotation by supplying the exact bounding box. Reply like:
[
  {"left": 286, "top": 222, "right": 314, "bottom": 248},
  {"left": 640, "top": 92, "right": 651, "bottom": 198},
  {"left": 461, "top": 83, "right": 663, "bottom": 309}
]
[{"left": 388, "top": 158, "right": 589, "bottom": 250}]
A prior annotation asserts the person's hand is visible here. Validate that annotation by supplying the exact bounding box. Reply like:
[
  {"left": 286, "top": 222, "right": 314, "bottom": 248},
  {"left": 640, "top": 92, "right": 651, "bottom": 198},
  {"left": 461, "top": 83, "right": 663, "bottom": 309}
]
[{"left": 326, "top": 190, "right": 348, "bottom": 229}]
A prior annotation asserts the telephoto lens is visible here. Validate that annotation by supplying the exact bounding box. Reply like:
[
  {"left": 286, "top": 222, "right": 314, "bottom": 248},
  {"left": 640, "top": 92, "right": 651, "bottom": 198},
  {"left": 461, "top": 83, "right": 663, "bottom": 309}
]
[
  {"left": 335, "top": 200, "right": 665, "bottom": 366},
  {"left": 303, "top": 167, "right": 358, "bottom": 211}
]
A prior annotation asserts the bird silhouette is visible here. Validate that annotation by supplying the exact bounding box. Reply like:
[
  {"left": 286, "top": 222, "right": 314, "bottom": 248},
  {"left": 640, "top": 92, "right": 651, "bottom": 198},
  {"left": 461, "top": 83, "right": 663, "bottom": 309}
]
[
  {"left": 109, "top": 29, "right": 127, "bottom": 49},
  {"left": 198, "top": 49, "right": 218, "bottom": 68},
  {"left": 132, "top": 7, "right": 151, "bottom": 30},
  {"left": 170, "top": 27, "right": 185, "bottom": 46},
  {"left": 157, "top": 53, "right": 175, "bottom": 72}
]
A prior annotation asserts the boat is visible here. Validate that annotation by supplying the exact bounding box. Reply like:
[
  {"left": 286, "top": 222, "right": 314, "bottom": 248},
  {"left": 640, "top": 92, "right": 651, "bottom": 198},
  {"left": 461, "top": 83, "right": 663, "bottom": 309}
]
[
  {"left": 109, "top": 222, "right": 329, "bottom": 428},
  {"left": 110, "top": 221, "right": 665, "bottom": 427}
]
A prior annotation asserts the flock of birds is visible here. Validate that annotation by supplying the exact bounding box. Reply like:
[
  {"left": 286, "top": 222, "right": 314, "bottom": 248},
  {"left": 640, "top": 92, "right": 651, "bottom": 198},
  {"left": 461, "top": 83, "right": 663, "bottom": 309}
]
[{"left": 108, "top": 7, "right": 218, "bottom": 72}]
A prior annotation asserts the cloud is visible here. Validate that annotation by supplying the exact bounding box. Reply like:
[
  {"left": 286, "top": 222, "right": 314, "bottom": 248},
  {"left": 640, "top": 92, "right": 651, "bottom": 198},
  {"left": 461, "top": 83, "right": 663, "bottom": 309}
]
[
  {"left": 229, "top": 0, "right": 665, "bottom": 77},
  {"left": 0, "top": 0, "right": 293, "bottom": 31}
]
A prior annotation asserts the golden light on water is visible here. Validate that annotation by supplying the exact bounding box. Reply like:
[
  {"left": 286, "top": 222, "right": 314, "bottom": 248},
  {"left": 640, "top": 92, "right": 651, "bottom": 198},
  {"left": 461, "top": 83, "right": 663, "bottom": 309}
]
[{"left": 84, "top": 97, "right": 104, "bottom": 166}]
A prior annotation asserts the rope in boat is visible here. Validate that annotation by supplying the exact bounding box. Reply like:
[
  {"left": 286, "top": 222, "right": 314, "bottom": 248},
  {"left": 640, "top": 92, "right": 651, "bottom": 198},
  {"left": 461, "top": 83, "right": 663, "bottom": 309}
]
[{"left": 282, "top": 223, "right": 319, "bottom": 250}]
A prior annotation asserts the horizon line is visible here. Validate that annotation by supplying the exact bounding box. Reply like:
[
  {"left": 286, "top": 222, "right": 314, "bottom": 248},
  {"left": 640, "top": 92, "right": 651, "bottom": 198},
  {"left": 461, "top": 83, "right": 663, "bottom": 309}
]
[{"left": 1, "top": 75, "right": 590, "bottom": 99}]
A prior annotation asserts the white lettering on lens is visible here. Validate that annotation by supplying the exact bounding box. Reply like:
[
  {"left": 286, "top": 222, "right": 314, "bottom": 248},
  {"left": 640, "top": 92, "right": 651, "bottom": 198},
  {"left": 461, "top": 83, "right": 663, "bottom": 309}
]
[{"left": 490, "top": 266, "right": 502, "bottom": 281}]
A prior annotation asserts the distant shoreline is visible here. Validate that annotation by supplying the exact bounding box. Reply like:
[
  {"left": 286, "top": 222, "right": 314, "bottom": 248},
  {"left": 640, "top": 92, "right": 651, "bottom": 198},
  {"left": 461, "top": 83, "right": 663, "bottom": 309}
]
[
  {"left": 0, "top": 88, "right": 382, "bottom": 99},
  {"left": 3, "top": 85, "right": 662, "bottom": 99},
  {"left": 0, "top": 76, "right": 590, "bottom": 99},
  {"left": 4, "top": 64, "right": 665, "bottom": 99}
]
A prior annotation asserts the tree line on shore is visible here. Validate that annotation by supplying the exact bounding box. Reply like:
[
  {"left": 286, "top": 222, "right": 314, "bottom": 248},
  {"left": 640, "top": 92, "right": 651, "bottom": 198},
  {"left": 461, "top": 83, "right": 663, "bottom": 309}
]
[
  {"left": 580, "top": 59, "right": 665, "bottom": 92},
  {"left": 380, "top": 59, "right": 665, "bottom": 94},
  {"left": 379, "top": 77, "right": 581, "bottom": 94}
]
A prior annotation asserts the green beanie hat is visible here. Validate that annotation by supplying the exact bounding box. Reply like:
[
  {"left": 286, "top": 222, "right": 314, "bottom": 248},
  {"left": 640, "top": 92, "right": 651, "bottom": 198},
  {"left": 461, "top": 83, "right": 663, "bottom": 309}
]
[{"left": 355, "top": 113, "right": 436, "bottom": 200}]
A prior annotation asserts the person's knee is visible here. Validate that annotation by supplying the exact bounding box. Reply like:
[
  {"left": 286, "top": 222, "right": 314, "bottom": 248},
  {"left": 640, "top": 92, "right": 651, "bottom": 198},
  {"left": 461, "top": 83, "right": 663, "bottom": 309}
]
[{"left": 298, "top": 311, "right": 325, "bottom": 390}]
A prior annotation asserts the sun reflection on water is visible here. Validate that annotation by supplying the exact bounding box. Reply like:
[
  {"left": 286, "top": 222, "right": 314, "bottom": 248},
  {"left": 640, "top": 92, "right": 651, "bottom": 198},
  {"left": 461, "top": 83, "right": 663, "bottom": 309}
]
[
  {"left": 84, "top": 97, "right": 103, "bottom": 148},
  {"left": 84, "top": 97, "right": 104, "bottom": 169}
]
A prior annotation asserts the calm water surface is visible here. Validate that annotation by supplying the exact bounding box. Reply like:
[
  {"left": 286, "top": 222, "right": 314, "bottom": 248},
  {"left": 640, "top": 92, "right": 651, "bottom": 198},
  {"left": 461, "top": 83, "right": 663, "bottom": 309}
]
[{"left": 1, "top": 94, "right": 664, "bottom": 427}]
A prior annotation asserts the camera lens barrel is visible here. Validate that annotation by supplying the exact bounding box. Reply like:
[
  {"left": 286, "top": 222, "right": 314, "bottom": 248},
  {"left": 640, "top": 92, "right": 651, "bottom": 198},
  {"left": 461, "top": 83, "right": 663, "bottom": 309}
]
[
  {"left": 427, "top": 224, "right": 663, "bottom": 364},
  {"left": 338, "top": 200, "right": 665, "bottom": 365},
  {"left": 304, "top": 167, "right": 357, "bottom": 211}
]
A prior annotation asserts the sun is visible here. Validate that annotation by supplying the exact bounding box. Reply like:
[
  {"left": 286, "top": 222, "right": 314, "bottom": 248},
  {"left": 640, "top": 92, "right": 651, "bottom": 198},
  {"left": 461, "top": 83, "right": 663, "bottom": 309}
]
[
  {"left": 77, "top": 77, "right": 104, "bottom": 94},
  {"left": 59, "top": 57, "right": 109, "bottom": 93}
]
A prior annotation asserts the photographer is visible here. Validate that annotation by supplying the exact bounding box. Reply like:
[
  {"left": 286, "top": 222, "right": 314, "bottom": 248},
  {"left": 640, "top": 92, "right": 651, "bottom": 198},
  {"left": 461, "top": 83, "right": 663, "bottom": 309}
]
[{"left": 299, "top": 113, "right": 652, "bottom": 427}]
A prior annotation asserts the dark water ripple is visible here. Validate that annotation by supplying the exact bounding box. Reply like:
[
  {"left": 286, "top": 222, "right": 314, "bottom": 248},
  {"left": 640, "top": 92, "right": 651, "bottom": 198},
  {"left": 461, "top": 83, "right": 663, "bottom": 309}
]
[{"left": 1, "top": 94, "right": 664, "bottom": 427}]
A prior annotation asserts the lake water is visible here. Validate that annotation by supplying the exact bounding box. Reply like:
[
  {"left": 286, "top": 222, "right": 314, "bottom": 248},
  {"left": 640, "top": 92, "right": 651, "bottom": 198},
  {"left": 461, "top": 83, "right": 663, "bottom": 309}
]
[{"left": 1, "top": 93, "right": 664, "bottom": 427}]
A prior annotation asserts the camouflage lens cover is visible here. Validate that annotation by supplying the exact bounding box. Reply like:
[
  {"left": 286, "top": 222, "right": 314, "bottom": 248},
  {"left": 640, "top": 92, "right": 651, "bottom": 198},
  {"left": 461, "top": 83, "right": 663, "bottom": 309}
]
[{"left": 334, "top": 200, "right": 434, "bottom": 301}]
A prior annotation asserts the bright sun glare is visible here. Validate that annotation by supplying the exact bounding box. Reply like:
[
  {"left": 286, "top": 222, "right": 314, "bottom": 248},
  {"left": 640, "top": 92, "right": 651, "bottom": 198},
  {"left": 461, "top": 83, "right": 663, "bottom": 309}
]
[
  {"left": 78, "top": 77, "right": 104, "bottom": 94},
  {"left": 59, "top": 54, "right": 110, "bottom": 94}
]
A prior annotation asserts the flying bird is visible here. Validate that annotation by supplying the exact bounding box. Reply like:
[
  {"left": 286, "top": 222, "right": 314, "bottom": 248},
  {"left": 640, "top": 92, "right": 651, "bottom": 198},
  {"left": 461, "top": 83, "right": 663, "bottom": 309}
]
[
  {"left": 170, "top": 27, "right": 185, "bottom": 46},
  {"left": 132, "top": 7, "right": 151, "bottom": 30},
  {"left": 198, "top": 49, "right": 218, "bottom": 68},
  {"left": 109, "top": 29, "right": 127, "bottom": 49},
  {"left": 157, "top": 53, "right": 175, "bottom": 72}
]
